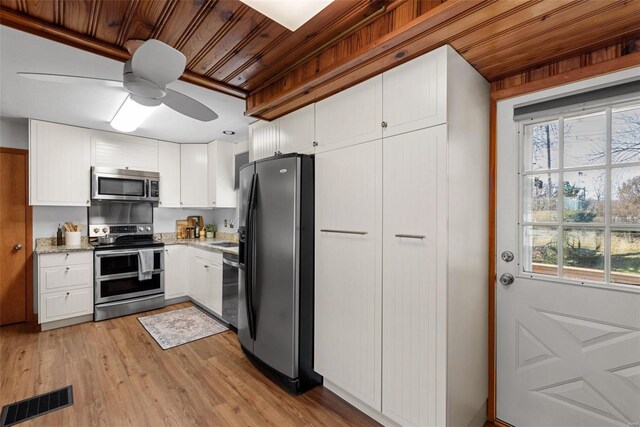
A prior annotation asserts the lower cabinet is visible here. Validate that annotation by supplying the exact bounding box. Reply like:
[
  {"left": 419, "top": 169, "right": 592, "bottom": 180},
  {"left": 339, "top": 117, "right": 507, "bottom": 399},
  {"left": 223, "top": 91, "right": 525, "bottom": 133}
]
[
  {"left": 164, "top": 245, "right": 188, "bottom": 299},
  {"left": 37, "top": 251, "right": 93, "bottom": 328},
  {"left": 187, "top": 247, "right": 223, "bottom": 315}
]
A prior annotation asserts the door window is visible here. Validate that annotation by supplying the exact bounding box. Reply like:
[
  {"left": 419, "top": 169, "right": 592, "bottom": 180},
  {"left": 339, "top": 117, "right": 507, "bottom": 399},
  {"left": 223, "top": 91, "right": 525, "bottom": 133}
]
[{"left": 520, "top": 101, "right": 640, "bottom": 286}]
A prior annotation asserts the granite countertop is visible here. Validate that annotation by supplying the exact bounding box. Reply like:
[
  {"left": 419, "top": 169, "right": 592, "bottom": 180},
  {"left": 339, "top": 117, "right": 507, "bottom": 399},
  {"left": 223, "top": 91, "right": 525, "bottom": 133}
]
[
  {"left": 35, "top": 237, "right": 94, "bottom": 254},
  {"left": 156, "top": 232, "right": 239, "bottom": 256}
]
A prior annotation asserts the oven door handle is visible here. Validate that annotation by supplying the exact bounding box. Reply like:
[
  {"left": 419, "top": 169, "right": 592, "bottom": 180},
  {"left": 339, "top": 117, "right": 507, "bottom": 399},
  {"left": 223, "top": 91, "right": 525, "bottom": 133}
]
[{"left": 95, "top": 248, "right": 163, "bottom": 257}]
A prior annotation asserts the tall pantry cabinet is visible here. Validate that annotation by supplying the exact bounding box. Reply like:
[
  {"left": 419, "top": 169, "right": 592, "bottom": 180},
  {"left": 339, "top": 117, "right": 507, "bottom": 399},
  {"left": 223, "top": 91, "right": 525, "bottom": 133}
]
[{"left": 314, "top": 45, "right": 489, "bottom": 427}]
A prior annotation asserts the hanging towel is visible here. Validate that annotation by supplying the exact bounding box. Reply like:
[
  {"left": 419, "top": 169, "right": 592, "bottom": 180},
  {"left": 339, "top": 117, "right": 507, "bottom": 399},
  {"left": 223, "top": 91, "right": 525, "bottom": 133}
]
[{"left": 138, "top": 249, "right": 155, "bottom": 281}]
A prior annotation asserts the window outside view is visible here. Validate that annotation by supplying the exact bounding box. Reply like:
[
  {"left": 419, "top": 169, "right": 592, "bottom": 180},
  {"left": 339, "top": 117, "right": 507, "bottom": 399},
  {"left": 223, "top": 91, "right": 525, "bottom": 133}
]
[{"left": 521, "top": 102, "right": 640, "bottom": 286}]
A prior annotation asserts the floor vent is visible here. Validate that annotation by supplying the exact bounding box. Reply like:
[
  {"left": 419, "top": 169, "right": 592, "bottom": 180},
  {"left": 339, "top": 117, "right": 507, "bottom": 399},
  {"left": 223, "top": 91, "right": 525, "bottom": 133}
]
[{"left": 0, "top": 386, "right": 73, "bottom": 426}]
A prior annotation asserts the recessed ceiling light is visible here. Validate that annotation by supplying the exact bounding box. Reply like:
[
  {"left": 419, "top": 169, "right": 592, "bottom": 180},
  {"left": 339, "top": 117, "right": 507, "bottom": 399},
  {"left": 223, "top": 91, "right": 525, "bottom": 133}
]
[
  {"left": 239, "top": 0, "right": 334, "bottom": 31},
  {"left": 223, "top": 130, "right": 235, "bottom": 135},
  {"left": 110, "top": 95, "right": 159, "bottom": 132}
]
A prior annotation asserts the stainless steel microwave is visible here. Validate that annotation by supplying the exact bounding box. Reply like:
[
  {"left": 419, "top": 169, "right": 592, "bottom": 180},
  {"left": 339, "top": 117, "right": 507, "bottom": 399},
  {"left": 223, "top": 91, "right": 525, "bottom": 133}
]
[{"left": 91, "top": 166, "right": 160, "bottom": 203}]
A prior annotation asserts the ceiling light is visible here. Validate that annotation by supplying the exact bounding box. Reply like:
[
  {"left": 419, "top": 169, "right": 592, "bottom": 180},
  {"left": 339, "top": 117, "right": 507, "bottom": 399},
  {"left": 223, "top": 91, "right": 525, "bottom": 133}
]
[
  {"left": 223, "top": 130, "right": 235, "bottom": 135},
  {"left": 239, "top": 0, "right": 334, "bottom": 31},
  {"left": 110, "top": 95, "right": 159, "bottom": 133}
]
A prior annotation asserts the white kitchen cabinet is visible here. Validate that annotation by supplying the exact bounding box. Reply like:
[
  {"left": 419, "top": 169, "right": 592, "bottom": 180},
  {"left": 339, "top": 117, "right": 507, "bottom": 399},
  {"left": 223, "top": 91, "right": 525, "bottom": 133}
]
[
  {"left": 180, "top": 144, "right": 208, "bottom": 208},
  {"left": 208, "top": 140, "right": 237, "bottom": 208},
  {"left": 91, "top": 130, "right": 158, "bottom": 172},
  {"left": 29, "top": 120, "right": 91, "bottom": 206},
  {"left": 249, "top": 120, "right": 279, "bottom": 161},
  {"left": 37, "top": 251, "right": 93, "bottom": 329},
  {"left": 313, "top": 46, "right": 489, "bottom": 427},
  {"left": 164, "top": 245, "right": 188, "bottom": 299},
  {"left": 158, "top": 141, "right": 181, "bottom": 208},
  {"left": 382, "top": 47, "right": 447, "bottom": 137},
  {"left": 187, "top": 247, "right": 223, "bottom": 315},
  {"left": 315, "top": 75, "right": 382, "bottom": 153},
  {"left": 279, "top": 104, "right": 315, "bottom": 155},
  {"left": 314, "top": 139, "right": 382, "bottom": 410}
]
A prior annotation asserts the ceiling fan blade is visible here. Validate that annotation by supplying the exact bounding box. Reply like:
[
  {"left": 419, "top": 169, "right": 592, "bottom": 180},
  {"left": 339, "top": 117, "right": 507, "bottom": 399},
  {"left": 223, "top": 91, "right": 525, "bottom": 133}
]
[
  {"left": 163, "top": 89, "right": 218, "bottom": 122},
  {"left": 18, "top": 72, "right": 123, "bottom": 87},
  {"left": 131, "top": 40, "right": 186, "bottom": 87}
]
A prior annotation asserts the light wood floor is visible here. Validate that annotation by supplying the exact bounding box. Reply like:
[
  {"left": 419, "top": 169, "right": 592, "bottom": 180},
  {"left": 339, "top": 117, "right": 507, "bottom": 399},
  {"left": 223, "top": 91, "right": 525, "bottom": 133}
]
[{"left": 0, "top": 303, "right": 378, "bottom": 426}]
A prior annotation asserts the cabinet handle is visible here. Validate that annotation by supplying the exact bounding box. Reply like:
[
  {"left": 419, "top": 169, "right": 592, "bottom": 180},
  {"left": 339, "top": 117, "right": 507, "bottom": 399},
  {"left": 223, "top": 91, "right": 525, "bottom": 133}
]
[
  {"left": 165, "top": 249, "right": 169, "bottom": 253},
  {"left": 381, "top": 121, "right": 388, "bottom": 128},
  {"left": 66, "top": 292, "right": 70, "bottom": 296},
  {"left": 320, "top": 229, "right": 368, "bottom": 236},
  {"left": 66, "top": 253, "right": 70, "bottom": 257},
  {"left": 204, "top": 265, "right": 209, "bottom": 269},
  {"left": 65, "top": 266, "right": 70, "bottom": 270},
  {"left": 86, "top": 200, "right": 90, "bottom": 205},
  {"left": 395, "top": 234, "right": 425, "bottom": 239},
  {"left": 313, "top": 141, "right": 318, "bottom": 147}
]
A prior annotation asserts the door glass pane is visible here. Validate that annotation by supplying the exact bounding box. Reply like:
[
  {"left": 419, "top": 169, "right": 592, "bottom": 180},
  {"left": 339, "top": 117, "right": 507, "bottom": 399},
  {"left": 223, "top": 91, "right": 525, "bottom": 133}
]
[
  {"left": 99, "top": 274, "right": 161, "bottom": 298},
  {"left": 611, "top": 230, "right": 640, "bottom": 286},
  {"left": 562, "top": 228, "right": 604, "bottom": 282},
  {"left": 523, "top": 226, "right": 558, "bottom": 276},
  {"left": 611, "top": 166, "right": 640, "bottom": 224},
  {"left": 563, "top": 170, "right": 605, "bottom": 223},
  {"left": 523, "top": 121, "right": 559, "bottom": 171},
  {"left": 523, "top": 173, "right": 558, "bottom": 222},
  {"left": 612, "top": 104, "right": 640, "bottom": 164},
  {"left": 564, "top": 112, "right": 606, "bottom": 167}
]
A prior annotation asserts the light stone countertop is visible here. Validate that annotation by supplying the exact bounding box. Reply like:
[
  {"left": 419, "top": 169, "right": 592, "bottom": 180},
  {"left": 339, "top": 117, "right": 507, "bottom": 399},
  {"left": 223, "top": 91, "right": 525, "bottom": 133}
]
[
  {"left": 155, "top": 232, "right": 239, "bottom": 256},
  {"left": 35, "top": 237, "right": 94, "bottom": 254}
]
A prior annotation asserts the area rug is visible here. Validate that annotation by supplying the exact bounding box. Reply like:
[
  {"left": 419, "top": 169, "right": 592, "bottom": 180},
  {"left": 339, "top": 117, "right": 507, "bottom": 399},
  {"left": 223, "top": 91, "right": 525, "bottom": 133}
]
[{"left": 138, "top": 306, "right": 228, "bottom": 350}]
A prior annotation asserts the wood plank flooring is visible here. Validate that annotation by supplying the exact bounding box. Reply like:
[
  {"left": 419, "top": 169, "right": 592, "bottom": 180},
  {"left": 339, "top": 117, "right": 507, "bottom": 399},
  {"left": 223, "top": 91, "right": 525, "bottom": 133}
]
[{"left": 0, "top": 303, "right": 379, "bottom": 426}]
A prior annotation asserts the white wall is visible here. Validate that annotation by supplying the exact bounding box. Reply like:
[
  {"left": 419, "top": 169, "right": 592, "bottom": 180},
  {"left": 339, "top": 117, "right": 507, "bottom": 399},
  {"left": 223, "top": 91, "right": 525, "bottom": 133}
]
[
  {"left": 153, "top": 207, "right": 237, "bottom": 234},
  {"left": 0, "top": 117, "right": 28, "bottom": 149}
]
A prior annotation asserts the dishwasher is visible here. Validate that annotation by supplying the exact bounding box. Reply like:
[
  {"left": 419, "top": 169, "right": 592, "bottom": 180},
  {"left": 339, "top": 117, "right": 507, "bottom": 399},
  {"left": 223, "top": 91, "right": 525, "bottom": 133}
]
[{"left": 222, "top": 252, "right": 239, "bottom": 330}]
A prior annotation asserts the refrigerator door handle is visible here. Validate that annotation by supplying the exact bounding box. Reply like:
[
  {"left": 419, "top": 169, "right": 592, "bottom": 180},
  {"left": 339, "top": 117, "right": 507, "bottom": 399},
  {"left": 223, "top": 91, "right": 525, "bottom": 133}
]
[{"left": 245, "top": 173, "right": 257, "bottom": 340}]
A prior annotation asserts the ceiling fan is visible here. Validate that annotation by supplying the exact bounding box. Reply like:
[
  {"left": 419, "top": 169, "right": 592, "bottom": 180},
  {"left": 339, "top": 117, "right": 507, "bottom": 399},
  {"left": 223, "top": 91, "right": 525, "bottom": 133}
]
[{"left": 18, "top": 39, "right": 218, "bottom": 132}]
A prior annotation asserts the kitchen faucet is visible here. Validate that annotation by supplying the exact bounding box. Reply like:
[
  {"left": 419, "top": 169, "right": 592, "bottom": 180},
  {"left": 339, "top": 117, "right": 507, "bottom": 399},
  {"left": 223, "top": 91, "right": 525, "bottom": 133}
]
[{"left": 230, "top": 215, "right": 240, "bottom": 228}]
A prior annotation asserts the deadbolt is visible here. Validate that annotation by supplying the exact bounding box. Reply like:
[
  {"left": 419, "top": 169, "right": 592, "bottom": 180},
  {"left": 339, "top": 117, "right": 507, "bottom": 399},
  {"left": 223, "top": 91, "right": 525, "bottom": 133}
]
[
  {"left": 500, "top": 273, "right": 515, "bottom": 286},
  {"left": 501, "top": 251, "right": 514, "bottom": 262}
]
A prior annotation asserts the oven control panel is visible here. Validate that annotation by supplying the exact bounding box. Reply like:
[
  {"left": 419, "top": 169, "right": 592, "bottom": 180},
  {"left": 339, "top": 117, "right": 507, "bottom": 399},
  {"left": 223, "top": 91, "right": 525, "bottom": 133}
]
[{"left": 89, "top": 224, "right": 154, "bottom": 237}]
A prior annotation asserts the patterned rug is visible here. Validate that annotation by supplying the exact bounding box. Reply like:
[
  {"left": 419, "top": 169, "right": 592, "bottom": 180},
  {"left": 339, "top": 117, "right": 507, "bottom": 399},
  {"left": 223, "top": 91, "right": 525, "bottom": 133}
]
[{"left": 138, "top": 306, "right": 228, "bottom": 350}]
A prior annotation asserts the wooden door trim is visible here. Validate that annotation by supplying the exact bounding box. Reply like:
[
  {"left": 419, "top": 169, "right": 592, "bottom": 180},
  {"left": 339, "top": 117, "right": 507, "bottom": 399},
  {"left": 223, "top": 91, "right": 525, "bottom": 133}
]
[
  {"left": 0, "top": 147, "right": 34, "bottom": 324},
  {"left": 486, "top": 54, "right": 640, "bottom": 425}
]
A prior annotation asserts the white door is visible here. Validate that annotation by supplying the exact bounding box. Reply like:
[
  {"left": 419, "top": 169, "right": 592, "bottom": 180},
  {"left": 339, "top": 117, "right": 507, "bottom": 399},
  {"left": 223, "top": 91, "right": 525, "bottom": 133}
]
[
  {"left": 91, "top": 130, "right": 158, "bottom": 172},
  {"left": 314, "top": 139, "right": 382, "bottom": 410},
  {"left": 496, "top": 100, "right": 640, "bottom": 426},
  {"left": 382, "top": 126, "right": 445, "bottom": 426},
  {"left": 279, "top": 104, "right": 315, "bottom": 155},
  {"left": 180, "top": 144, "right": 208, "bottom": 208},
  {"left": 164, "top": 245, "right": 187, "bottom": 299},
  {"left": 249, "top": 120, "right": 279, "bottom": 161},
  {"left": 158, "top": 141, "right": 181, "bottom": 208}
]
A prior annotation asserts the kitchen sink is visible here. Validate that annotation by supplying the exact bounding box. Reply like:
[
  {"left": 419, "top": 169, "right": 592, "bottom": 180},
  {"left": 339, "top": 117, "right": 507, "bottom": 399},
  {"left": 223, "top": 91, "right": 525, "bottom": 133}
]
[{"left": 209, "top": 242, "right": 239, "bottom": 248}]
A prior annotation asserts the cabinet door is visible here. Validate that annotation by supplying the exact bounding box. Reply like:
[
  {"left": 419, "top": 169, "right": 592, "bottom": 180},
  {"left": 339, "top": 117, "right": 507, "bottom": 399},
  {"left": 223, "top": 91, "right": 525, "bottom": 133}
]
[
  {"left": 382, "top": 48, "right": 447, "bottom": 138},
  {"left": 29, "top": 120, "right": 91, "bottom": 206},
  {"left": 279, "top": 104, "right": 315, "bottom": 155},
  {"left": 206, "top": 263, "right": 223, "bottom": 315},
  {"left": 91, "top": 130, "right": 159, "bottom": 172},
  {"left": 315, "top": 75, "right": 382, "bottom": 153},
  {"left": 158, "top": 141, "right": 181, "bottom": 208},
  {"left": 249, "top": 120, "right": 279, "bottom": 161},
  {"left": 40, "top": 287, "right": 93, "bottom": 324},
  {"left": 180, "top": 144, "right": 208, "bottom": 208},
  {"left": 188, "top": 252, "right": 207, "bottom": 304},
  {"left": 164, "top": 245, "right": 187, "bottom": 299},
  {"left": 314, "top": 139, "right": 382, "bottom": 410},
  {"left": 381, "top": 125, "right": 446, "bottom": 426},
  {"left": 208, "top": 141, "right": 237, "bottom": 208}
]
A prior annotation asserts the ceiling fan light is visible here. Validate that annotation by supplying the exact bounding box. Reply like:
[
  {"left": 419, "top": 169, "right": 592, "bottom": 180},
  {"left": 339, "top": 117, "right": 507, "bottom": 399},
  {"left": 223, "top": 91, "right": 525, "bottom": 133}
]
[
  {"left": 239, "top": 0, "right": 334, "bottom": 31},
  {"left": 110, "top": 95, "right": 158, "bottom": 132}
]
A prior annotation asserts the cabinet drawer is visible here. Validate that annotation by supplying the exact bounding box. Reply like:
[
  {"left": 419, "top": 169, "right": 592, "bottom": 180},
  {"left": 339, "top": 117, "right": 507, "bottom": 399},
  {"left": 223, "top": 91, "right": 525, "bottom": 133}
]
[
  {"left": 188, "top": 247, "right": 222, "bottom": 265},
  {"left": 40, "top": 288, "right": 93, "bottom": 324},
  {"left": 39, "top": 251, "right": 93, "bottom": 268},
  {"left": 41, "top": 264, "right": 93, "bottom": 293}
]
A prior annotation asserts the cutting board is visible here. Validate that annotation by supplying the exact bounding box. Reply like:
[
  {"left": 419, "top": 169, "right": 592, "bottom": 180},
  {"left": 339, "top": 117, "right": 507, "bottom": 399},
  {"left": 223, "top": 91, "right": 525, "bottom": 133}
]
[{"left": 176, "top": 220, "right": 189, "bottom": 239}]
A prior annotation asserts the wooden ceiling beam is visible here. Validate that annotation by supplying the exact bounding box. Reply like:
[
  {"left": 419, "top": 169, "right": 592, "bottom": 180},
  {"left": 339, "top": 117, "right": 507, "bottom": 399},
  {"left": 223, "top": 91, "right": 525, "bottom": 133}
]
[{"left": 0, "top": 6, "right": 248, "bottom": 99}]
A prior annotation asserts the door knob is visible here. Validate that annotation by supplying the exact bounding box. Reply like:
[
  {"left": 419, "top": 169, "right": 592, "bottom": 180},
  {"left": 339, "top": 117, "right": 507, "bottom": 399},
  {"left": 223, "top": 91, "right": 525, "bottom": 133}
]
[
  {"left": 499, "top": 273, "right": 515, "bottom": 286},
  {"left": 501, "top": 251, "right": 514, "bottom": 262},
  {"left": 13, "top": 243, "right": 22, "bottom": 250}
]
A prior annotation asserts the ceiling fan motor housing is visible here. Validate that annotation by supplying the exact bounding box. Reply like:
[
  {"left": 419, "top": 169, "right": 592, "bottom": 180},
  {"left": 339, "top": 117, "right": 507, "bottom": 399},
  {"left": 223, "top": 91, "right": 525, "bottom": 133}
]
[{"left": 123, "top": 60, "right": 166, "bottom": 99}]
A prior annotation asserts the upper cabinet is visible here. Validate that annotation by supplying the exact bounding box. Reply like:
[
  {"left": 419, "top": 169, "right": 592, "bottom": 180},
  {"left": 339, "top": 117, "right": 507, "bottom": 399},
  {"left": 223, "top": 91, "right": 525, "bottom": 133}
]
[
  {"left": 249, "top": 120, "right": 279, "bottom": 162},
  {"left": 180, "top": 144, "right": 208, "bottom": 208},
  {"left": 279, "top": 104, "right": 315, "bottom": 155},
  {"left": 315, "top": 75, "right": 383, "bottom": 153},
  {"left": 158, "top": 141, "right": 181, "bottom": 208},
  {"left": 91, "top": 130, "right": 158, "bottom": 172},
  {"left": 208, "top": 141, "right": 237, "bottom": 208},
  {"left": 382, "top": 47, "right": 447, "bottom": 138},
  {"left": 29, "top": 120, "right": 91, "bottom": 206}
]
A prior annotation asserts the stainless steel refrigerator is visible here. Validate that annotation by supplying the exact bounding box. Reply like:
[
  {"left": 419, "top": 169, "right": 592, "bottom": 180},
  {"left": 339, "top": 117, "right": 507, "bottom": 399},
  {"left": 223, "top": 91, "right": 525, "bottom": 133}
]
[{"left": 237, "top": 154, "right": 320, "bottom": 394}]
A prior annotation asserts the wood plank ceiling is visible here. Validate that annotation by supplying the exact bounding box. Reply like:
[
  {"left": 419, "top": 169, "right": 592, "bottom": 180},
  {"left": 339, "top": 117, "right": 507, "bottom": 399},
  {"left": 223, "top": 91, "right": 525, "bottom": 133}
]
[{"left": 1, "top": 0, "right": 640, "bottom": 120}]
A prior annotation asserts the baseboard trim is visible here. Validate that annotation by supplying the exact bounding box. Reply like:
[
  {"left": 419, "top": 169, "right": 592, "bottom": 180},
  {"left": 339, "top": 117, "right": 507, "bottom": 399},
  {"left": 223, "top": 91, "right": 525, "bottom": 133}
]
[
  {"left": 323, "top": 379, "right": 399, "bottom": 427},
  {"left": 40, "top": 314, "right": 93, "bottom": 331},
  {"left": 164, "top": 296, "right": 190, "bottom": 306}
]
